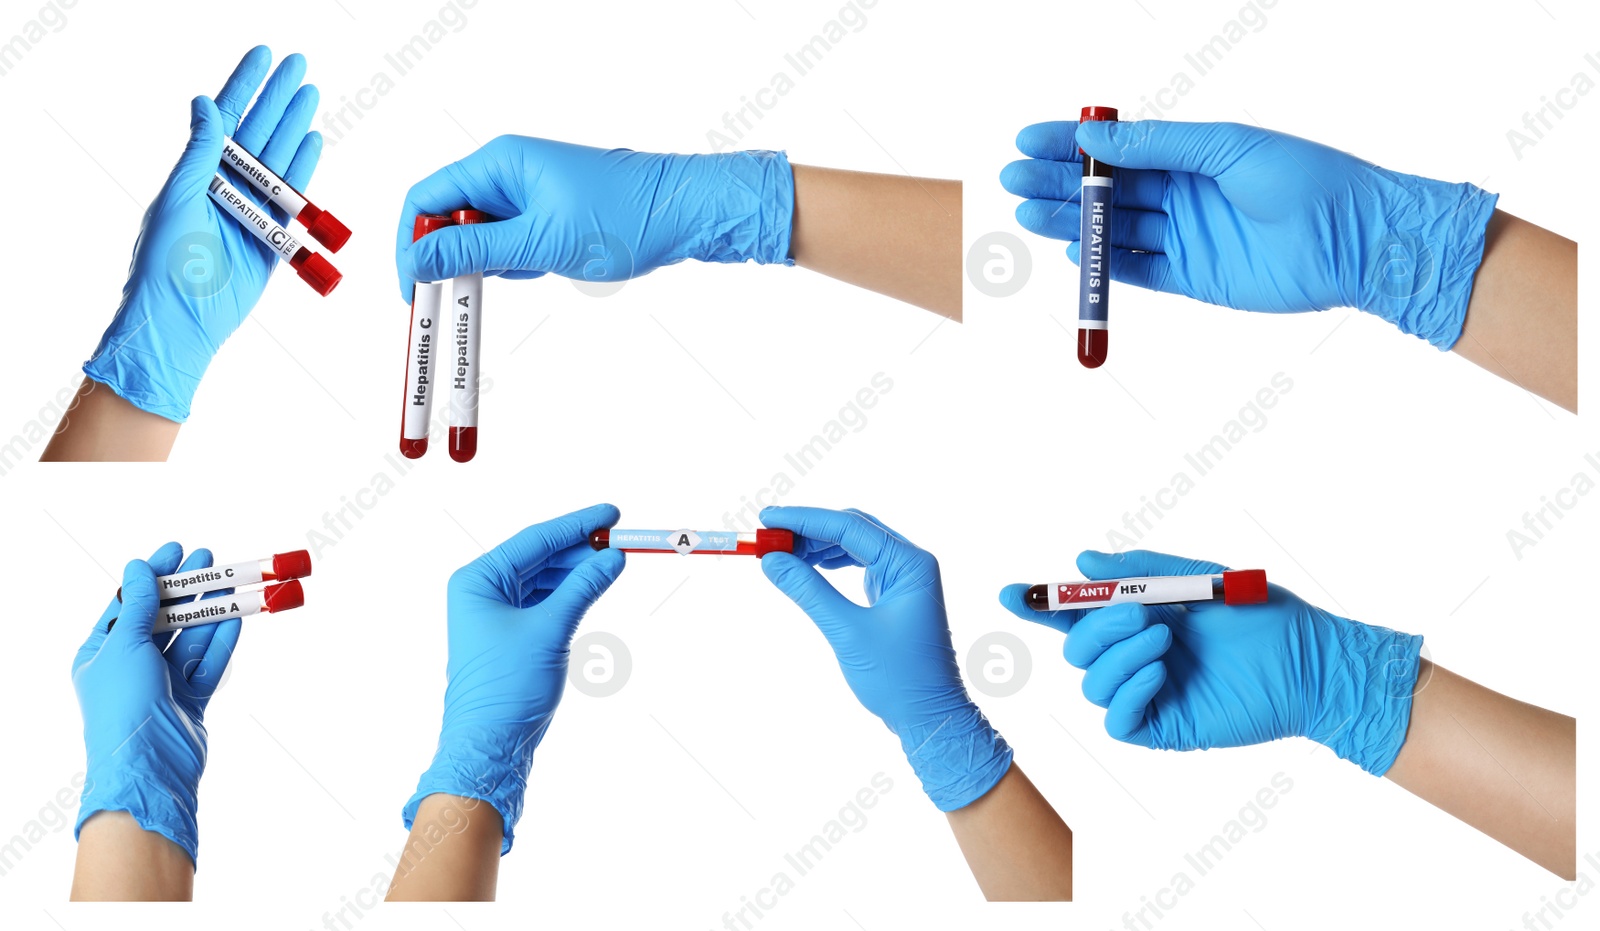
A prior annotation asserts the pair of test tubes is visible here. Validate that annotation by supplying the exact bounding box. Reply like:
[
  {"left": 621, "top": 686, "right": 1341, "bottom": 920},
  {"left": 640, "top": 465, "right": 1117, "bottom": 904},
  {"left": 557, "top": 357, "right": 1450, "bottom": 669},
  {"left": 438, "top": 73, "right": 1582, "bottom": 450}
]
[
  {"left": 108, "top": 550, "right": 313, "bottom": 635},
  {"left": 206, "top": 137, "right": 351, "bottom": 296},
  {"left": 399, "top": 211, "right": 486, "bottom": 462}
]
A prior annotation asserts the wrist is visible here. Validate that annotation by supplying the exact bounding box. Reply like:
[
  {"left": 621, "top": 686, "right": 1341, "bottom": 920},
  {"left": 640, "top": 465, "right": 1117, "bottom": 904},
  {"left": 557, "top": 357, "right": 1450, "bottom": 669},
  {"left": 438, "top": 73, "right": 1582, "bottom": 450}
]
[
  {"left": 1309, "top": 619, "right": 1424, "bottom": 776},
  {"left": 893, "top": 699, "right": 1014, "bottom": 812},
  {"left": 77, "top": 766, "right": 200, "bottom": 866},
  {"left": 82, "top": 313, "right": 204, "bottom": 422},
  {"left": 404, "top": 724, "right": 545, "bottom": 855},
  {"left": 1356, "top": 170, "right": 1498, "bottom": 349}
]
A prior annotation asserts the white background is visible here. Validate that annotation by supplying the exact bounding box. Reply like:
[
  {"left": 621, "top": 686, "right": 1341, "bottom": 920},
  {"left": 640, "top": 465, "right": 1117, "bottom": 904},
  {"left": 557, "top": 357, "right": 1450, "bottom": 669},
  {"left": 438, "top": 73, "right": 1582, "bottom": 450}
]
[{"left": 0, "top": 0, "right": 1595, "bottom": 928}]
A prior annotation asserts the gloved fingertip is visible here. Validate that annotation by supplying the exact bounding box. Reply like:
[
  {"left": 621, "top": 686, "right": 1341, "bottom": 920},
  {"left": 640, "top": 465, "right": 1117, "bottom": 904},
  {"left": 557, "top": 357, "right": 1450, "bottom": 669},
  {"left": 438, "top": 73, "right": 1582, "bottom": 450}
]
[
  {"left": 582, "top": 502, "right": 622, "bottom": 527},
  {"left": 1073, "top": 118, "right": 1114, "bottom": 153},
  {"left": 996, "top": 583, "right": 1033, "bottom": 616},
  {"left": 759, "top": 549, "right": 801, "bottom": 581},
  {"left": 120, "top": 558, "right": 159, "bottom": 601},
  {"left": 1075, "top": 549, "right": 1123, "bottom": 578}
]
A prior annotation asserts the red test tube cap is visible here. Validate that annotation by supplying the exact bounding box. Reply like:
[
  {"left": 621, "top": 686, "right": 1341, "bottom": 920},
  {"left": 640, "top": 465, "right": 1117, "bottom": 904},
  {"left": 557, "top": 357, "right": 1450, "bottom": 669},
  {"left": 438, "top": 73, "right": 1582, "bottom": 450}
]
[
  {"left": 1222, "top": 570, "right": 1268, "bottom": 606},
  {"left": 263, "top": 579, "right": 305, "bottom": 613},
  {"left": 296, "top": 252, "right": 343, "bottom": 297},
  {"left": 412, "top": 213, "right": 455, "bottom": 241},
  {"left": 755, "top": 529, "right": 795, "bottom": 556},
  {"left": 272, "top": 550, "right": 313, "bottom": 580},
  {"left": 452, "top": 209, "right": 490, "bottom": 225},
  {"left": 305, "top": 209, "right": 352, "bottom": 253}
]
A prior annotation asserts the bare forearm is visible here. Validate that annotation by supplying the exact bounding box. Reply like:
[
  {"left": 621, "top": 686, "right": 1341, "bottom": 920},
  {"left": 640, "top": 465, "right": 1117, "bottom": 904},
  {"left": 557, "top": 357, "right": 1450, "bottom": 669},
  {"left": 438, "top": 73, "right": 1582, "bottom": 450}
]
[
  {"left": 944, "top": 763, "right": 1072, "bottom": 900},
  {"left": 1385, "top": 660, "right": 1575, "bottom": 878},
  {"left": 385, "top": 793, "right": 503, "bottom": 901},
  {"left": 790, "top": 164, "right": 961, "bottom": 320},
  {"left": 70, "top": 811, "right": 194, "bottom": 901},
  {"left": 39, "top": 377, "right": 180, "bottom": 461},
  {"left": 1452, "top": 210, "right": 1577, "bottom": 412}
]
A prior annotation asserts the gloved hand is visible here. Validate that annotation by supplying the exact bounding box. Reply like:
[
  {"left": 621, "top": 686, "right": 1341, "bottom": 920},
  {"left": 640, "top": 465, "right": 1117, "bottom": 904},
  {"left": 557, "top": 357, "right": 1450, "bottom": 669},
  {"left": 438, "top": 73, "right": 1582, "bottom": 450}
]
[
  {"left": 403, "top": 504, "right": 627, "bottom": 854},
  {"left": 1000, "top": 550, "right": 1423, "bottom": 775},
  {"left": 1000, "top": 119, "right": 1499, "bottom": 348},
  {"left": 393, "top": 137, "right": 794, "bottom": 301},
  {"left": 84, "top": 45, "right": 324, "bottom": 421},
  {"left": 73, "top": 543, "right": 242, "bottom": 866},
  {"left": 760, "top": 507, "right": 1013, "bottom": 811}
]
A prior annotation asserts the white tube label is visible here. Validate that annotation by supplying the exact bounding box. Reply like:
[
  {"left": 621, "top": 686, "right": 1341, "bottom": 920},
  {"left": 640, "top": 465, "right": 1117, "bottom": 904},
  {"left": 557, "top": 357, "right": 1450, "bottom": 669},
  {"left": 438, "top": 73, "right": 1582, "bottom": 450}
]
[
  {"left": 608, "top": 530, "right": 740, "bottom": 554},
  {"left": 221, "top": 137, "right": 309, "bottom": 217},
  {"left": 157, "top": 561, "right": 263, "bottom": 599},
  {"left": 450, "top": 273, "right": 483, "bottom": 429},
  {"left": 1045, "top": 574, "right": 1215, "bottom": 610},
  {"left": 153, "top": 590, "right": 264, "bottom": 634},
  {"left": 404, "top": 282, "right": 446, "bottom": 441},
  {"left": 207, "top": 174, "right": 302, "bottom": 262}
]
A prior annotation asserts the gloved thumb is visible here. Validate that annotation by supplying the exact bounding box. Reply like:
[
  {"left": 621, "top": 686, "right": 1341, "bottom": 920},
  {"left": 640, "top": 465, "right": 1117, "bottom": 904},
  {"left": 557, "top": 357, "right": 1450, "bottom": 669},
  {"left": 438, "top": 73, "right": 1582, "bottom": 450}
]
[
  {"left": 403, "top": 219, "right": 523, "bottom": 284},
  {"left": 540, "top": 548, "right": 626, "bottom": 638},
  {"left": 171, "top": 95, "right": 225, "bottom": 194},
  {"left": 762, "top": 552, "right": 857, "bottom": 644},
  {"left": 109, "top": 558, "right": 162, "bottom": 647},
  {"left": 1075, "top": 120, "right": 1255, "bottom": 179},
  {"left": 1077, "top": 549, "right": 1229, "bottom": 582},
  {"left": 998, "top": 582, "right": 1075, "bottom": 636}
]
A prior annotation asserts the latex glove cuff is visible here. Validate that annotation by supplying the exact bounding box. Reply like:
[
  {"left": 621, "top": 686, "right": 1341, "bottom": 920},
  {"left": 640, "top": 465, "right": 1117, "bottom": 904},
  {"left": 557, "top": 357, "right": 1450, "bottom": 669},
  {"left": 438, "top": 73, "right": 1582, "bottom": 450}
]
[
  {"left": 894, "top": 700, "right": 1014, "bottom": 811},
  {"left": 1311, "top": 623, "right": 1424, "bottom": 776}
]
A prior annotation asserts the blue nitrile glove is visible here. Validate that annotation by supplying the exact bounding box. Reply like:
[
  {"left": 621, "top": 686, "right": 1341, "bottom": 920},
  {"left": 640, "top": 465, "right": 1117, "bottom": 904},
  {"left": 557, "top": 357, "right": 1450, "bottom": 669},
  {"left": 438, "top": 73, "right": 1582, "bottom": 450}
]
[
  {"left": 73, "top": 543, "right": 242, "bottom": 866},
  {"left": 393, "top": 137, "right": 794, "bottom": 301},
  {"left": 84, "top": 45, "right": 324, "bottom": 421},
  {"left": 1000, "top": 550, "right": 1423, "bottom": 775},
  {"left": 403, "top": 504, "right": 627, "bottom": 854},
  {"left": 760, "top": 507, "right": 1013, "bottom": 811},
  {"left": 1000, "top": 119, "right": 1499, "bottom": 349}
]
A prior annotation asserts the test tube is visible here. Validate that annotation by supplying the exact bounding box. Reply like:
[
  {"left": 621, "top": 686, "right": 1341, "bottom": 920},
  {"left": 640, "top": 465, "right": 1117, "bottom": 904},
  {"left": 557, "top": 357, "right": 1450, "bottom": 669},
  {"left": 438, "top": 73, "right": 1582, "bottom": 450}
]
[
  {"left": 221, "top": 136, "right": 351, "bottom": 251},
  {"left": 207, "top": 173, "right": 342, "bottom": 296},
  {"left": 589, "top": 528, "right": 795, "bottom": 556},
  {"left": 1077, "top": 105, "right": 1117, "bottom": 369},
  {"left": 449, "top": 209, "right": 488, "bottom": 463},
  {"left": 151, "top": 579, "right": 305, "bottom": 634},
  {"left": 116, "top": 550, "right": 312, "bottom": 601},
  {"left": 399, "top": 214, "right": 456, "bottom": 459},
  {"left": 1024, "top": 570, "right": 1268, "bottom": 611}
]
